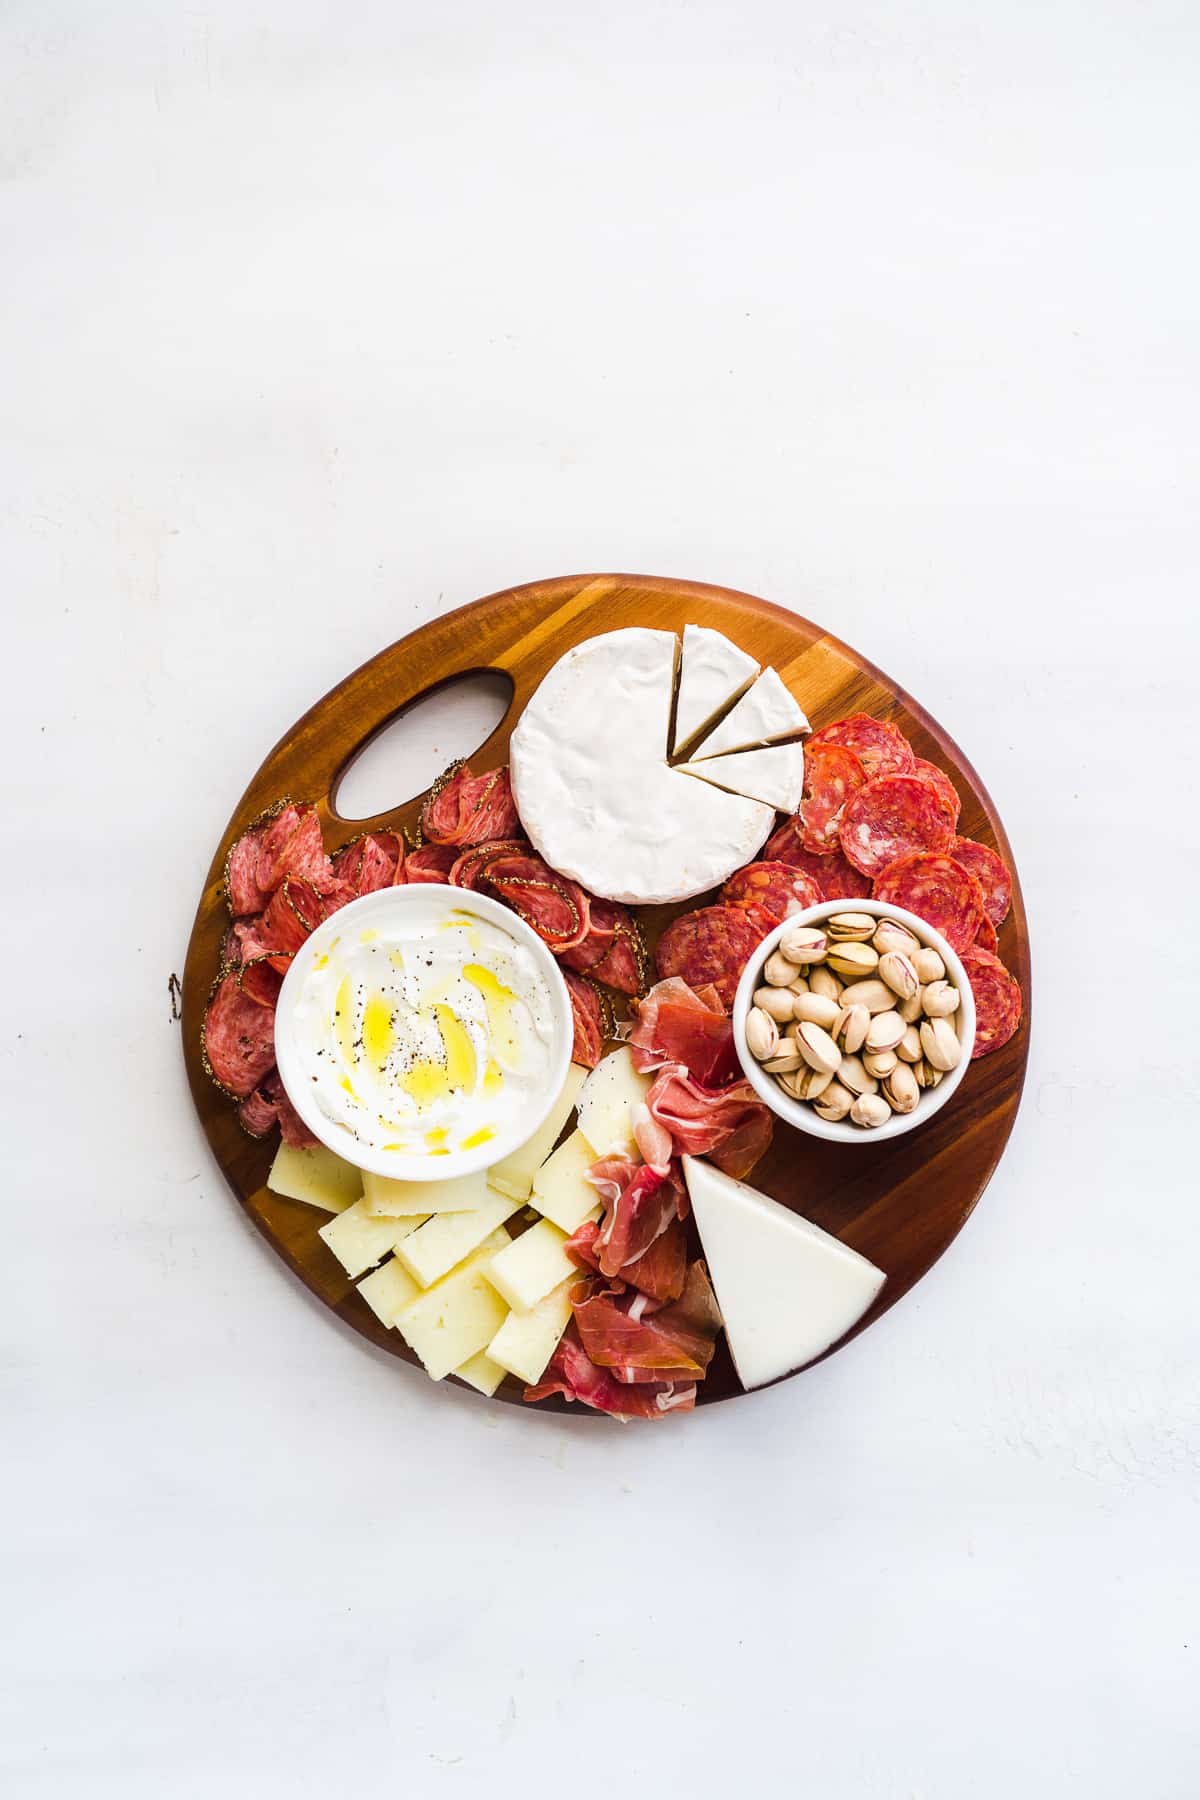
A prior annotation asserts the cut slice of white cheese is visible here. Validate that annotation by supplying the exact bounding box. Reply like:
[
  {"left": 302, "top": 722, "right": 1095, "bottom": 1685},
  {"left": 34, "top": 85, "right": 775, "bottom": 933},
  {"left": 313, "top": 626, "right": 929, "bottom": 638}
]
[
  {"left": 680, "top": 741, "right": 806, "bottom": 813},
  {"left": 672, "top": 624, "right": 759, "bottom": 758},
  {"left": 267, "top": 1142, "right": 362, "bottom": 1214},
  {"left": 395, "top": 1229, "right": 512, "bottom": 1380},
  {"left": 396, "top": 1189, "right": 521, "bottom": 1288},
  {"left": 691, "top": 667, "right": 809, "bottom": 759},
  {"left": 487, "top": 1276, "right": 576, "bottom": 1384},
  {"left": 484, "top": 1218, "right": 591, "bottom": 1313},
  {"left": 681, "top": 1155, "right": 886, "bottom": 1390},
  {"left": 357, "top": 1256, "right": 421, "bottom": 1326},
  {"left": 453, "top": 1350, "right": 508, "bottom": 1397},
  {"left": 530, "top": 1128, "right": 602, "bottom": 1233},
  {"left": 360, "top": 1166, "right": 491, "bottom": 1219},
  {"left": 487, "top": 1063, "right": 586, "bottom": 1200},
  {"left": 318, "top": 1201, "right": 429, "bottom": 1280},
  {"left": 576, "top": 1048, "right": 652, "bottom": 1159},
  {"left": 510, "top": 627, "right": 774, "bottom": 904}
]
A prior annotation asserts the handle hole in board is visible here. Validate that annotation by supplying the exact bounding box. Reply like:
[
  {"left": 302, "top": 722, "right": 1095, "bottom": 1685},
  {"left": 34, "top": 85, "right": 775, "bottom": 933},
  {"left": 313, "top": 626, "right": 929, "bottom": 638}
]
[{"left": 332, "top": 670, "right": 514, "bottom": 822}]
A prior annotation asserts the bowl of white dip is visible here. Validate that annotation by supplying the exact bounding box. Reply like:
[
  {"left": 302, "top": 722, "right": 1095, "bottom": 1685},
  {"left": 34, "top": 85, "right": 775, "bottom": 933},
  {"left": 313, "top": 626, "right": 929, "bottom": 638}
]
[{"left": 274, "top": 885, "right": 572, "bottom": 1182}]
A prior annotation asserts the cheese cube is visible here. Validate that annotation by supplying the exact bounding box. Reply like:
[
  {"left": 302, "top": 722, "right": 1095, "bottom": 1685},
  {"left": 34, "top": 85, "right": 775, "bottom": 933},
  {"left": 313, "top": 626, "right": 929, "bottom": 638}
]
[
  {"left": 361, "top": 1166, "right": 491, "bottom": 1219},
  {"left": 357, "top": 1257, "right": 421, "bottom": 1326},
  {"left": 397, "top": 1190, "right": 520, "bottom": 1288},
  {"left": 486, "top": 1276, "right": 575, "bottom": 1384},
  {"left": 453, "top": 1351, "right": 508, "bottom": 1397},
  {"left": 268, "top": 1142, "right": 362, "bottom": 1214},
  {"left": 395, "top": 1230, "right": 512, "bottom": 1380},
  {"left": 484, "top": 1218, "right": 586, "bottom": 1313},
  {"left": 318, "top": 1201, "right": 429, "bottom": 1280},
  {"left": 530, "top": 1129, "right": 603, "bottom": 1233},
  {"left": 488, "top": 1063, "right": 587, "bottom": 1200},
  {"left": 575, "top": 1047, "right": 652, "bottom": 1158}
]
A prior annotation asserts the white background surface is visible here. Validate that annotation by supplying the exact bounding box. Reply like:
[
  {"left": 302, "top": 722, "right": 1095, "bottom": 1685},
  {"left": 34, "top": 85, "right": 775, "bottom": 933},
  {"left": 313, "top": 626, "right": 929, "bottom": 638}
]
[{"left": 3, "top": 4, "right": 1197, "bottom": 1795}]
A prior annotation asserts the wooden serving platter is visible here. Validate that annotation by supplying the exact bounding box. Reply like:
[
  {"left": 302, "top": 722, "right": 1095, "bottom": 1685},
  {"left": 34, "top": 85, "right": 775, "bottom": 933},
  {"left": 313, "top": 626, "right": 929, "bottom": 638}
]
[{"left": 182, "top": 573, "right": 1031, "bottom": 1410}]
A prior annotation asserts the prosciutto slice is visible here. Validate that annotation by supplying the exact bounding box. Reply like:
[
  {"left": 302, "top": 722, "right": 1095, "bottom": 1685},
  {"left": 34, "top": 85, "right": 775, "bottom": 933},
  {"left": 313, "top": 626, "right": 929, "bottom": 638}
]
[
  {"left": 564, "top": 1216, "right": 687, "bottom": 1304},
  {"left": 589, "top": 1160, "right": 688, "bottom": 1278},
  {"left": 643, "top": 1064, "right": 773, "bottom": 1179},
  {"left": 524, "top": 1329, "right": 697, "bottom": 1418},
  {"left": 628, "top": 977, "right": 739, "bottom": 1088},
  {"left": 573, "top": 1261, "right": 722, "bottom": 1383}
]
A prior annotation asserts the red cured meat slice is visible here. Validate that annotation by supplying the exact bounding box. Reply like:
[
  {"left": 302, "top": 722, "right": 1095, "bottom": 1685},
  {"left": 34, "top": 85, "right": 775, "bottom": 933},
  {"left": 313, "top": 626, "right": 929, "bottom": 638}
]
[
  {"left": 449, "top": 838, "right": 528, "bottom": 890},
  {"left": 420, "top": 765, "right": 521, "bottom": 848},
  {"left": 796, "top": 743, "right": 868, "bottom": 852},
  {"left": 951, "top": 837, "right": 1013, "bottom": 928},
  {"left": 573, "top": 1262, "right": 720, "bottom": 1381},
  {"left": 332, "top": 832, "right": 403, "bottom": 896},
  {"left": 258, "top": 878, "right": 325, "bottom": 962},
  {"left": 643, "top": 1063, "right": 773, "bottom": 1178},
  {"left": 238, "top": 1082, "right": 280, "bottom": 1138},
  {"left": 523, "top": 1328, "right": 696, "bottom": 1417},
  {"left": 203, "top": 973, "right": 277, "bottom": 1099},
  {"left": 230, "top": 918, "right": 272, "bottom": 963},
  {"left": 655, "top": 905, "right": 763, "bottom": 1008},
  {"left": 721, "top": 861, "right": 821, "bottom": 933},
  {"left": 873, "top": 852, "right": 986, "bottom": 954},
  {"left": 593, "top": 1161, "right": 688, "bottom": 1277},
  {"left": 961, "top": 947, "right": 1023, "bottom": 1059},
  {"left": 563, "top": 971, "right": 606, "bottom": 1069},
  {"left": 565, "top": 1218, "right": 603, "bottom": 1274},
  {"left": 226, "top": 821, "right": 275, "bottom": 916},
  {"left": 973, "top": 914, "right": 998, "bottom": 954},
  {"left": 403, "top": 843, "right": 458, "bottom": 885},
  {"left": 839, "top": 774, "right": 956, "bottom": 879},
  {"left": 762, "top": 821, "right": 873, "bottom": 902},
  {"left": 629, "top": 977, "right": 739, "bottom": 1088},
  {"left": 257, "top": 806, "right": 337, "bottom": 895},
  {"left": 237, "top": 956, "right": 286, "bottom": 1008},
  {"left": 559, "top": 898, "right": 644, "bottom": 995},
  {"left": 620, "top": 1218, "right": 688, "bottom": 1304},
  {"left": 481, "top": 853, "right": 591, "bottom": 953},
  {"left": 913, "top": 758, "right": 962, "bottom": 828},
  {"left": 807, "top": 713, "right": 915, "bottom": 781}
]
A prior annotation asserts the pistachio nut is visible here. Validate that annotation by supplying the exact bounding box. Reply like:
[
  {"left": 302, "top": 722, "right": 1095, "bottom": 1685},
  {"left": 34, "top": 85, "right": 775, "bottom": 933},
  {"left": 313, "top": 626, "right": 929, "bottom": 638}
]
[
  {"left": 754, "top": 985, "right": 796, "bottom": 1022},
  {"left": 920, "top": 1016, "right": 961, "bottom": 1072},
  {"left": 912, "top": 946, "right": 946, "bottom": 984},
  {"left": 826, "top": 940, "right": 880, "bottom": 980},
  {"left": 865, "top": 1009, "right": 905, "bottom": 1053},
  {"left": 812, "top": 1080, "right": 854, "bottom": 1122},
  {"left": 862, "top": 1047, "right": 898, "bottom": 1078},
  {"left": 897, "top": 1024, "right": 923, "bottom": 1063},
  {"left": 793, "top": 991, "right": 841, "bottom": 1030},
  {"left": 837, "top": 1054, "right": 879, "bottom": 1097},
  {"left": 882, "top": 1062, "right": 919, "bottom": 1113},
  {"left": 837, "top": 977, "right": 894, "bottom": 1014},
  {"left": 808, "top": 965, "right": 843, "bottom": 1002},
  {"left": 922, "top": 979, "right": 960, "bottom": 1018},
  {"left": 744, "top": 1007, "right": 779, "bottom": 1062},
  {"left": 873, "top": 919, "right": 920, "bottom": 957},
  {"left": 763, "top": 1046, "right": 804, "bottom": 1074},
  {"left": 878, "top": 950, "right": 920, "bottom": 1002},
  {"left": 763, "top": 950, "right": 801, "bottom": 986},
  {"left": 835, "top": 1002, "right": 870, "bottom": 1055},
  {"left": 778, "top": 923, "right": 829, "bottom": 965},
  {"left": 795, "top": 1020, "right": 843, "bottom": 1075},
  {"left": 826, "top": 911, "right": 877, "bottom": 942},
  {"left": 850, "top": 1092, "right": 892, "bottom": 1129}
]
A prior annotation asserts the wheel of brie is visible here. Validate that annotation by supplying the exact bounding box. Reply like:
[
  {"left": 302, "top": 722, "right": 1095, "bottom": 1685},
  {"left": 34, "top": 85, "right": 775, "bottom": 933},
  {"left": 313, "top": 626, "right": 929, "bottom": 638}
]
[{"left": 510, "top": 627, "right": 805, "bottom": 905}]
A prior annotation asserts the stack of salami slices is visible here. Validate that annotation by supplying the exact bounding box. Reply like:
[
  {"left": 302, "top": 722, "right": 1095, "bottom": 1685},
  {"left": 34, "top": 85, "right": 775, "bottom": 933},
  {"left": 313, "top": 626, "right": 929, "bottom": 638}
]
[{"left": 656, "top": 712, "right": 1022, "bottom": 1060}]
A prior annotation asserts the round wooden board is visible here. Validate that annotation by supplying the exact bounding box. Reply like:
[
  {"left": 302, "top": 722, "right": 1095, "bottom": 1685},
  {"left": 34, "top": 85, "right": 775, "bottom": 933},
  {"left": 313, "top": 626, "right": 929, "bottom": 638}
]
[{"left": 182, "top": 573, "right": 1030, "bottom": 1411}]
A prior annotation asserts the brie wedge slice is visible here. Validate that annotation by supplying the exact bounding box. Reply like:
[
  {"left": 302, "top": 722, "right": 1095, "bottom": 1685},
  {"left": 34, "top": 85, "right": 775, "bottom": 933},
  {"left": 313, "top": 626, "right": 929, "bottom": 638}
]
[
  {"left": 681, "top": 1156, "right": 885, "bottom": 1389},
  {"left": 691, "top": 667, "right": 809, "bottom": 759},
  {"left": 680, "top": 741, "right": 805, "bottom": 813},
  {"left": 672, "top": 624, "right": 759, "bottom": 757}
]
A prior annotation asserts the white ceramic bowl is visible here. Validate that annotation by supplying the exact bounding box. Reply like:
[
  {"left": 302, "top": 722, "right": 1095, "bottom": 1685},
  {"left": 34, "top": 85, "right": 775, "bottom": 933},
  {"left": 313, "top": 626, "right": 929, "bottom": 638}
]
[
  {"left": 274, "top": 884, "right": 573, "bottom": 1181},
  {"left": 732, "top": 899, "right": 977, "bottom": 1144}
]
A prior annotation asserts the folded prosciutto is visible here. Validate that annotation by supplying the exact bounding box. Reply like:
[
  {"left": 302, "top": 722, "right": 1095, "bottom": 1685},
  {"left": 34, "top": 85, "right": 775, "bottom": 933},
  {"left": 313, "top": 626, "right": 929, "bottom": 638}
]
[
  {"left": 628, "top": 977, "right": 740, "bottom": 1088},
  {"left": 524, "top": 1328, "right": 698, "bottom": 1419},
  {"left": 572, "top": 1261, "right": 722, "bottom": 1384},
  {"left": 642, "top": 1064, "right": 773, "bottom": 1179},
  {"left": 585, "top": 1158, "right": 688, "bottom": 1278}
]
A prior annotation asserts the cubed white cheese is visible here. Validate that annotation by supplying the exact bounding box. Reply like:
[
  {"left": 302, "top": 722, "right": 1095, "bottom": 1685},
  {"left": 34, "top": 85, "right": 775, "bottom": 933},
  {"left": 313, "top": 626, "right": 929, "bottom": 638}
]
[
  {"left": 487, "top": 1063, "right": 587, "bottom": 1200},
  {"left": 318, "top": 1201, "right": 429, "bottom": 1280},
  {"left": 395, "top": 1230, "right": 512, "bottom": 1380},
  {"left": 484, "top": 1218, "right": 588, "bottom": 1313},
  {"left": 357, "top": 1257, "right": 421, "bottom": 1326},
  {"left": 529, "top": 1128, "right": 603, "bottom": 1233},
  {"left": 396, "top": 1190, "right": 521, "bottom": 1288},
  {"left": 453, "top": 1350, "right": 508, "bottom": 1397},
  {"left": 360, "top": 1166, "right": 491, "bottom": 1218},
  {"left": 576, "top": 1047, "right": 652, "bottom": 1158},
  {"left": 681, "top": 1155, "right": 886, "bottom": 1390},
  {"left": 267, "top": 1142, "right": 362, "bottom": 1214},
  {"left": 486, "top": 1276, "right": 576, "bottom": 1384}
]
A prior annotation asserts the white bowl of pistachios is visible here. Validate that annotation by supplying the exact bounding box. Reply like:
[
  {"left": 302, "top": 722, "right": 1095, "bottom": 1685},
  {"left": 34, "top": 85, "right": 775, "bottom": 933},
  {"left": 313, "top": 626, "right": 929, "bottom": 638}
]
[{"left": 732, "top": 900, "right": 977, "bottom": 1143}]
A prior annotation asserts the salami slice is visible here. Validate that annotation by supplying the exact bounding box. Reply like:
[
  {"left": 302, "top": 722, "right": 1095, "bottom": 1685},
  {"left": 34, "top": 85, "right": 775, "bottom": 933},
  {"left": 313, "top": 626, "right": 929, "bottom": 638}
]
[
  {"left": 258, "top": 877, "right": 325, "bottom": 963},
  {"left": 912, "top": 758, "right": 961, "bottom": 828},
  {"left": 872, "top": 852, "right": 985, "bottom": 954},
  {"left": 403, "top": 843, "right": 458, "bottom": 885},
  {"left": 961, "top": 947, "right": 1022, "bottom": 1059},
  {"left": 973, "top": 914, "right": 998, "bottom": 955},
  {"left": 225, "top": 820, "right": 275, "bottom": 916},
  {"left": 203, "top": 973, "right": 278, "bottom": 1099},
  {"left": 588, "top": 914, "right": 646, "bottom": 995},
  {"left": 332, "top": 831, "right": 403, "bottom": 895},
  {"left": 839, "top": 774, "right": 956, "bottom": 878},
  {"left": 721, "top": 861, "right": 821, "bottom": 934},
  {"left": 236, "top": 956, "right": 286, "bottom": 1008},
  {"left": 951, "top": 837, "right": 1012, "bottom": 928},
  {"left": 448, "top": 838, "right": 529, "bottom": 891},
  {"left": 655, "top": 905, "right": 764, "bottom": 1008},
  {"left": 481, "top": 852, "right": 592, "bottom": 953},
  {"left": 563, "top": 971, "right": 607, "bottom": 1069},
  {"left": 795, "top": 743, "right": 868, "bottom": 852},
  {"left": 420, "top": 764, "right": 520, "bottom": 848},
  {"left": 762, "top": 820, "right": 873, "bottom": 902},
  {"left": 256, "top": 806, "right": 336, "bottom": 895},
  {"left": 237, "top": 1081, "right": 281, "bottom": 1139},
  {"left": 807, "top": 713, "right": 915, "bottom": 781}
]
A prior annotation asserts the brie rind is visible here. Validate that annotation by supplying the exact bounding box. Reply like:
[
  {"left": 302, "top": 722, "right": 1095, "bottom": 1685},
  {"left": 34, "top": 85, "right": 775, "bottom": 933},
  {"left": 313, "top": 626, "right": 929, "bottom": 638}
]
[
  {"left": 680, "top": 741, "right": 805, "bottom": 813},
  {"left": 681, "top": 1156, "right": 885, "bottom": 1390},
  {"left": 691, "top": 667, "right": 808, "bottom": 759},
  {"left": 672, "top": 624, "right": 759, "bottom": 757}
]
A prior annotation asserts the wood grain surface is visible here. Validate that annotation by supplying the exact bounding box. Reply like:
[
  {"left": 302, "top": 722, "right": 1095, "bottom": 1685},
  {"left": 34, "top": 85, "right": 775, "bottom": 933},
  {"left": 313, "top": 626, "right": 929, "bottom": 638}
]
[{"left": 181, "top": 574, "right": 1031, "bottom": 1411}]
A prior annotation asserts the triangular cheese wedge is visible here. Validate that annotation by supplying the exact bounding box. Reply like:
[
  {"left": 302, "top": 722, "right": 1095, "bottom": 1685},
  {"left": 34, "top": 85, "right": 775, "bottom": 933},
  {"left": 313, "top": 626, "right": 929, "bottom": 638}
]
[
  {"left": 691, "top": 667, "right": 809, "bottom": 759},
  {"left": 680, "top": 741, "right": 805, "bottom": 813},
  {"left": 682, "top": 1156, "right": 885, "bottom": 1389},
  {"left": 671, "top": 624, "right": 759, "bottom": 757}
]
